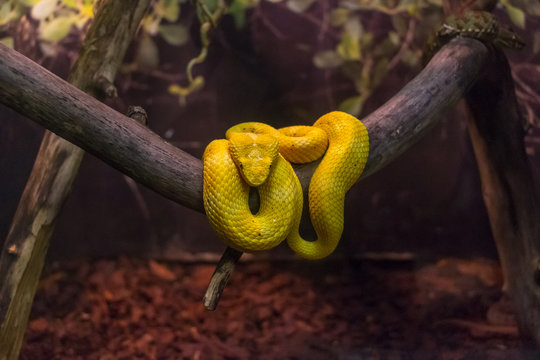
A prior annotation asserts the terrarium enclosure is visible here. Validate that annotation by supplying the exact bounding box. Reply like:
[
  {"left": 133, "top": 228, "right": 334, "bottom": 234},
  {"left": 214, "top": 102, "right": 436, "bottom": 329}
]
[{"left": 1, "top": 0, "right": 540, "bottom": 358}]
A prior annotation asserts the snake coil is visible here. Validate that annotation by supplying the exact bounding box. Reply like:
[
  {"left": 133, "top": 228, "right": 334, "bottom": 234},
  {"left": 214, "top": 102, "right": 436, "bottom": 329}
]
[{"left": 203, "top": 111, "right": 369, "bottom": 259}]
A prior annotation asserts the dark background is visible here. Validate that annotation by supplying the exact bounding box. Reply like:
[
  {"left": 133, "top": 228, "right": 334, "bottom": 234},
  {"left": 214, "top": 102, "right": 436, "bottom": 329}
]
[{"left": 2, "top": 2, "right": 539, "bottom": 261}]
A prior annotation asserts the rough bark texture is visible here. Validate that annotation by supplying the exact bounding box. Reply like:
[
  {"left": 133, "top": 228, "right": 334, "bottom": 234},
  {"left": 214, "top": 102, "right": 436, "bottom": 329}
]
[
  {"left": 464, "top": 46, "right": 540, "bottom": 345},
  {"left": 0, "top": 37, "right": 488, "bottom": 213},
  {"left": 0, "top": 1, "right": 150, "bottom": 359},
  {"left": 203, "top": 247, "right": 243, "bottom": 310}
]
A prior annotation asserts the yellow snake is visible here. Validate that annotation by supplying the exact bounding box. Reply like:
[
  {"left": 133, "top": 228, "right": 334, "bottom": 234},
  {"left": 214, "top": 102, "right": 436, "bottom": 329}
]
[{"left": 203, "top": 111, "right": 369, "bottom": 259}]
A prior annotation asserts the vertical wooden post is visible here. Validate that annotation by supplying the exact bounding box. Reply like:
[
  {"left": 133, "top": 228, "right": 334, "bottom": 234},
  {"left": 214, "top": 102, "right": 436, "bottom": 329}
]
[
  {"left": 465, "top": 46, "right": 540, "bottom": 344},
  {"left": 0, "top": 1, "right": 150, "bottom": 358}
]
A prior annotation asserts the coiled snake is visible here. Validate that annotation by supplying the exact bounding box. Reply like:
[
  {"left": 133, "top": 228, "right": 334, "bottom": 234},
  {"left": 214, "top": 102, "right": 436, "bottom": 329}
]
[{"left": 203, "top": 111, "right": 369, "bottom": 260}]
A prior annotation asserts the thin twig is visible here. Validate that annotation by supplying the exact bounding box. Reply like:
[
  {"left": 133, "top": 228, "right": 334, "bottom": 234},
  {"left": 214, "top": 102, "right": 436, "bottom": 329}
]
[
  {"left": 388, "top": 17, "right": 417, "bottom": 71},
  {"left": 203, "top": 246, "right": 243, "bottom": 310},
  {"left": 269, "top": 1, "right": 339, "bottom": 40},
  {"left": 126, "top": 105, "right": 148, "bottom": 126},
  {"left": 253, "top": 4, "right": 287, "bottom": 40}
]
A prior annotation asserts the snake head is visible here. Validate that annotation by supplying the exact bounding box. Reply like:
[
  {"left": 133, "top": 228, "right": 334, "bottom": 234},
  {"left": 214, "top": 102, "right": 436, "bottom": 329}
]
[{"left": 228, "top": 132, "right": 279, "bottom": 187}]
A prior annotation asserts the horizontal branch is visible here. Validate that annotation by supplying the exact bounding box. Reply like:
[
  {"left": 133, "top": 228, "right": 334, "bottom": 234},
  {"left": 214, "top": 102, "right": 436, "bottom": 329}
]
[
  {"left": 0, "top": 43, "right": 204, "bottom": 212},
  {"left": 0, "top": 39, "right": 488, "bottom": 213}
]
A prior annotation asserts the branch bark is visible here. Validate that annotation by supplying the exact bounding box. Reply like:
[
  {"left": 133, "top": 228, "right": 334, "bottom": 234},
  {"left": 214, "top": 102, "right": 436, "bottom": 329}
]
[
  {"left": 203, "top": 247, "right": 243, "bottom": 310},
  {"left": 0, "top": 1, "right": 149, "bottom": 359},
  {"left": 0, "top": 37, "right": 488, "bottom": 213},
  {"left": 0, "top": 38, "right": 489, "bottom": 313}
]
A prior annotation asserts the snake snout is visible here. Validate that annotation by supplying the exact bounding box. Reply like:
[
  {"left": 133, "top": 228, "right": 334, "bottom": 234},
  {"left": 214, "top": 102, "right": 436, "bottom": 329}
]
[
  {"left": 237, "top": 156, "right": 276, "bottom": 187},
  {"left": 228, "top": 132, "right": 280, "bottom": 187}
]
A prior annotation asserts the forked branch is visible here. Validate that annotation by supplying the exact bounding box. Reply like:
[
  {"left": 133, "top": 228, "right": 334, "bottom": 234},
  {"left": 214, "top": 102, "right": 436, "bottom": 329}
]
[
  {"left": 0, "top": 38, "right": 488, "bottom": 212},
  {"left": 0, "top": 37, "right": 490, "bottom": 310}
]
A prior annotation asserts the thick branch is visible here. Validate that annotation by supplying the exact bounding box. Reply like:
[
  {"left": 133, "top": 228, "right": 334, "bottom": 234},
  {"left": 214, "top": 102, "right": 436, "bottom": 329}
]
[
  {"left": 0, "top": 38, "right": 488, "bottom": 211},
  {"left": 0, "top": 41, "right": 204, "bottom": 212}
]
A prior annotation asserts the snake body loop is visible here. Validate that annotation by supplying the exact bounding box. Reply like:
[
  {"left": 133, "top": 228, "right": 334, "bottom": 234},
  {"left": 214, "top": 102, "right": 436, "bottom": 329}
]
[
  {"left": 203, "top": 111, "right": 369, "bottom": 259},
  {"left": 203, "top": 139, "right": 302, "bottom": 252},
  {"left": 287, "top": 112, "right": 369, "bottom": 259}
]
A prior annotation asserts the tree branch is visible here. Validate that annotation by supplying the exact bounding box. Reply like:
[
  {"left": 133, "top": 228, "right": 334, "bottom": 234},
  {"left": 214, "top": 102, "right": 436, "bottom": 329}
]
[
  {"left": 203, "top": 247, "right": 243, "bottom": 310},
  {"left": 0, "top": 37, "right": 488, "bottom": 212}
]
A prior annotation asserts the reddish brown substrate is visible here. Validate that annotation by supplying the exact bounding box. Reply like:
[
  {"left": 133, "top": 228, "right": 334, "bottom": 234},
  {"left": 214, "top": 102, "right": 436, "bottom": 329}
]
[{"left": 21, "top": 257, "right": 538, "bottom": 359}]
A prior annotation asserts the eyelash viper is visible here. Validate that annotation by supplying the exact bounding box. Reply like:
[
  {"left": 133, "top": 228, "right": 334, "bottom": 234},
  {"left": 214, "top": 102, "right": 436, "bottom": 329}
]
[{"left": 202, "top": 111, "right": 369, "bottom": 260}]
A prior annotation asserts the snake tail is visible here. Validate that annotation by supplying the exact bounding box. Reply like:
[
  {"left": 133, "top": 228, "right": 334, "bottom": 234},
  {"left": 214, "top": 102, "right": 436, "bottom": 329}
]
[{"left": 286, "top": 111, "right": 369, "bottom": 260}]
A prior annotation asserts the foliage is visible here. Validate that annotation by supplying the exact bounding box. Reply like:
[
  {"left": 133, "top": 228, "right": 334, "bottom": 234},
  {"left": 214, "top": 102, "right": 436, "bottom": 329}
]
[
  {"left": 309, "top": 0, "right": 539, "bottom": 116},
  {"left": 0, "top": 0, "right": 538, "bottom": 112},
  {"left": 0, "top": 0, "right": 95, "bottom": 55},
  {"left": 168, "top": 0, "right": 229, "bottom": 105}
]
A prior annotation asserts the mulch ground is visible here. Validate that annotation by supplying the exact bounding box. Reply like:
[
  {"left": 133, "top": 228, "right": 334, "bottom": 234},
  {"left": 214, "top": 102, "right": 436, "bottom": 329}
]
[{"left": 20, "top": 257, "right": 540, "bottom": 359}]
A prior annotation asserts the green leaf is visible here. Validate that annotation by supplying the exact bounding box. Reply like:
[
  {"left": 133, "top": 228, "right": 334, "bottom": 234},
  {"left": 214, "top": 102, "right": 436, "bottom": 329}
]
[
  {"left": 391, "top": 14, "right": 408, "bottom": 36},
  {"left": 406, "top": 4, "right": 419, "bottom": 16},
  {"left": 79, "top": 4, "right": 94, "bottom": 19},
  {"left": 31, "top": 0, "right": 57, "bottom": 20},
  {"left": 0, "top": 37, "right": 14, "bottom": 48},
  {"left": 228, "top": 0, "right": 249, "bottom": 29},
  {"left": 338, "top": 96, "right": 363, "bottom": 116},
  {"left": 504, "top": 3, "right": 525, "bottom": 29},
  {"left": 337, "top": 33, "right": 361, "bottom": 60},
  {"left": 154, "top": 0, "right": 180, "bottom": 22},
  {"left": 373, "top": 35, "right": 397, "bottom": 58},
  {"left": 388, "top": 31, "right": 400, "bottom": 46},
  {"left": 162, "top": 2, "right": 180, "bottom": 22},
  {"left": 286, "top": 0, "right": 315, "bottom": 13},
  {"left": 143, "top": 14, "right": 161, "bottom": 35},
  {"left": 40, "top": 16, "right": 77, "bottom": 41},
  {"left": 313, "top": 50, "right": 344, "bottom": 69},
  {"left": 0, "top": 3, "right": 12, "bottom": 23},
  {"left": 18, "top": 0, "right": 40, "bottom": 6},
  {"left": 337, "top": 18, "right": 363, "bottom": 61},
  {"left": 359, "top": 32, "right": 373, "bottom": 48},
  {"left": 135, "top": 34, "right": 160, "bottom": 70},
  {"left": 401, "top": 49, "right": 421, "bottom": 67},
  {"left": 159, "top": 24, "right": 188, "bottom": 46},
  {"left": 330, "top": 8, "right": 349, "bottom": 27},
  {"left": 202, "top": 0, "right": 219, "bottom": 13},
  {"left": 344, "top": 16, "right": 363, "bottom": 40}
]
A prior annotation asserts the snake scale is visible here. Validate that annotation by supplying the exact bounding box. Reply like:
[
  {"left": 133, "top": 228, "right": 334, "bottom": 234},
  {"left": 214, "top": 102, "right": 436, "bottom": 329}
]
[{"left": 203, "top": 111, "right": 369, "bottom": 260}]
